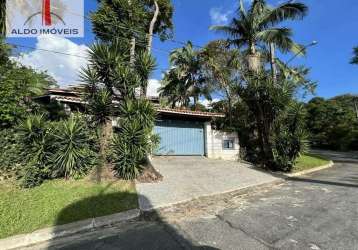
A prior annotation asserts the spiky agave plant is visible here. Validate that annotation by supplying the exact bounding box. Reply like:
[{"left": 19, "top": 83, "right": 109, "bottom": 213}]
[
  {"left": 17, "top": 113, "right": 50, "bottom": 165},
  {"left": 111, "top": 98, "right": 157, "bottom": 179},
  {"left": 111, "top": 119, "right": 149, "bottom": 180},
  {"left": 51, "top": 115, "right": 98, "bottom": 179}
]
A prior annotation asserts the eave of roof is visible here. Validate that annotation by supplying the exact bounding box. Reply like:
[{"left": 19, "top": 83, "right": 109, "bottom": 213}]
[
  {"left": 40, "top": 88, "right": 225, "bottom": 118},
  {"left": 156, "top": 107, "right": 225, "bottom": 118}
]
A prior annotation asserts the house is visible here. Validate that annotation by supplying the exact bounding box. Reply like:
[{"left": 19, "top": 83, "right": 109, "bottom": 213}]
[{"left": 35, "top": 86, "right": 240, "bottom": 161}]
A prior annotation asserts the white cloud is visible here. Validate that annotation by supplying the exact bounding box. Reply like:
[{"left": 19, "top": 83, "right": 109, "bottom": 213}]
[
  {"left": 200, "top": 98, "right": 221, "bottom": 108},
  {"left": 147, "top": 79, "right": 161, "bottom": 97},
  {"left": 13, "top": 35, "right": 88, "bottom": 87},
  {"left": 209, "top": 7, "right": 232, "bottom": 25}
]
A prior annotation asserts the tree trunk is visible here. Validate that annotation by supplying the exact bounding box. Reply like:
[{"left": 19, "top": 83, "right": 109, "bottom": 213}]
[
  {"left": 225, "top": 87, "right": 233, "bottom": 127},
  {"left": 270, "top": 43, "right": 277, "bottom": 83},
  {"left": 130, "top": 36, "right": 136, "bottom": 67},
  {"left": 0, "top": 0, "right": 6, "bottom": 36},
  {"left": 147, "top": 0, "right": 159, "bottom": 53},
  {"left": 97, "top": 119, "right": 113, "bottom": 183},
  {"left": 128, "top": 0, "right": 136, "bottom": 67}
]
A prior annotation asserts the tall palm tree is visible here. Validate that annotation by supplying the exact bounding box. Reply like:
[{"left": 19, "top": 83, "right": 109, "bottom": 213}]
[
  {"left": 160, "top": 42, "right": 208, "bottom": 108},
  {"left": 212, "top": 0, "right": 308, "bottom": 74},
  {"left": 201, "top": 40, "right": 242, "bottom": 126}
]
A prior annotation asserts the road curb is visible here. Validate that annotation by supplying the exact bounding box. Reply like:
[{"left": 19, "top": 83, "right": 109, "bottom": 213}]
[
  {"left": 284, "top": 161, "right": 334, "bottom": 177},
  {"left": 0, "top": 209, "right": 140, "bottom": 250}
]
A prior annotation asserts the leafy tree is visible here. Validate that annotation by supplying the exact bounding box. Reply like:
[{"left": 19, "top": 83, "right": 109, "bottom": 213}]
[
  {"left": 0, "top": 40, "right": 56, "bottom": 128},
  {"left": 92, "top": 0, "right": 173, "bottom": 46},
  {"left": 237, "top": 71, "right": 312, "bottom": 171},
  {"left": 91, "top": 0, "right": 147, "bottom": 65},
  {"left": 306, "top": 95, "right": 358, "bottom": 151},
  {"left": 350, "top": 46, "right": 358, "bottom": 64},
  {"left": 92, "top": 0, "right": 173, "bottom": 76},
  {"left": 146, "top": 0, "right": 174, "bottom": 51},
  {"left": 160, "top": 42, "right": 209, "bottom": 108},
  {"left": 211, "top": 0, "right": 307, "bottom": 74}
]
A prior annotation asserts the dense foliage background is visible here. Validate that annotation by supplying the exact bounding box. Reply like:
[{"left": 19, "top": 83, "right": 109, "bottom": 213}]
[{"left": 305, "top": 95, "right": 358, "bottom": 151}]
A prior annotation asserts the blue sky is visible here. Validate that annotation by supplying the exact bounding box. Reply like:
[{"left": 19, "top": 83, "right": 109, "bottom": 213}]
[{"left": 8, "top": 0, "right": 358, "bottom": 99}]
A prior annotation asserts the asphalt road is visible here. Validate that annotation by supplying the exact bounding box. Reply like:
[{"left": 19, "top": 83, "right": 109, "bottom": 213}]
[{"left": 27, "top": 152, "right": 358, "bottom": 250}]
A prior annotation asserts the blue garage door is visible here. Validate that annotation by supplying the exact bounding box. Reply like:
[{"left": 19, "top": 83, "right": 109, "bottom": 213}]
[{"left": 154, "top": 120, "right": 205, "bottom": 156}]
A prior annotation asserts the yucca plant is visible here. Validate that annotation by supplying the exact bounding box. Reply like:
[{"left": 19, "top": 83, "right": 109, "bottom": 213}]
[
  {"left": 112, "top": 120, "right": 149, "bottom": 179},
  {"left": 119, "top": 98, "right": 157, "bottom": 131},
  {"left": 51, "top": 115, "right": 98, "bottom": 179},
  {"left": 135, "top": 51, "right": 157, "bottom": 97},
  {"left": 17, "top": 114, "right": 50, "bottom": 165},
  {"left": 17, "top": 114, "right": 52, "bottom": 187},
  {"left": 272, "top": 102, "right": 309, "bottom": 171},
  {"left": 112, "top": 99, "right": 158, "bottom": 179}
]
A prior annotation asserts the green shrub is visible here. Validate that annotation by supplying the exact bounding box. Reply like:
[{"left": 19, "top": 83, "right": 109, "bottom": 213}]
[
  {"left": 0, "top": 129, "right": 24, "bottom": 179},
  {"left": 272, "top": 103, "right": 309, "bottom": 172},
  {"left": 20, "top": 164, "right": 46, "bottom": 188},
  {"left": 51, "top": 115, "right": 98, "bottom": 179},
  {"left": 16, "top": 114, "right": 99, "bottom": 187},
  {"left": 17, "top": 114, "right": 52, "bottom": 186},
  {"left": 111, "top": 99, "right": 158, "bottom": 179},
  {"left": 112, "top": 120, "right": 148, "bottom": 179},
  {"left": 17, "top": 114, "right": 51, "bottom": 166}
]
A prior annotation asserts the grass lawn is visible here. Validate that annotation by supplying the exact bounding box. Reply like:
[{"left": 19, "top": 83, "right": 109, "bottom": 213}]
[
  {"left": 293, "top": 153, "right": 330, "bottom": 173},
  {"left": 0, "top": 178, "right": 138, "bottom": 239}
]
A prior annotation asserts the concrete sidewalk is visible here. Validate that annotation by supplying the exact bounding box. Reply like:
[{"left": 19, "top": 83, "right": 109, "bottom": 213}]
[{"left": 136, "top": 157, "right": 281, "bottom": 210}]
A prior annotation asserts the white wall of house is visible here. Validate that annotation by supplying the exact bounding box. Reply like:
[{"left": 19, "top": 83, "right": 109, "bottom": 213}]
[{"left": 204, "top": 122, "right": 240, "bottom": 161}]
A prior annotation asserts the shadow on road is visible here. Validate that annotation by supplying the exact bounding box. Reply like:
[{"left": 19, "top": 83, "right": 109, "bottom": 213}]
[
  {"left": 44, "top": 183, "right": 218, "bottom": 250},
  {"left": 288, "top": 176, "right": 358, "bottom": 188}
]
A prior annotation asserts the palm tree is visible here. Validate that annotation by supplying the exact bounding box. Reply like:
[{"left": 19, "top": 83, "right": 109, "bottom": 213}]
[
  {"left": 160, "top": 42, "right": 208, "bottom": 108},
  {"left": 160, "top": 69, "right": 190, "bottom": 108},
  {"left": 201, "top": 40, "right": 242, "bottom": 126},
  {"left": 212, "top": 0, "right": 308, "bottom": 74}
]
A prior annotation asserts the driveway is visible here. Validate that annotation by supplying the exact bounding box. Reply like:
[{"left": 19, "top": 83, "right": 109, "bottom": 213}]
[
  {"left": 136, "top": 157, "right": 280, "bottom": 210},
  {"left": 24, "top": 151, "right": 358, "bottom": 249}
]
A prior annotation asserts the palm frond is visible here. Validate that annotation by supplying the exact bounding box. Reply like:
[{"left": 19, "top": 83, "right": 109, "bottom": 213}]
[{"left": 260, "top": 2, "right": 308, "bottom": 27}]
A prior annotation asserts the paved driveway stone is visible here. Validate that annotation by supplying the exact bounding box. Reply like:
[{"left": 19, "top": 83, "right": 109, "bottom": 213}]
[{"left": 136, "top": 157, "right": 280, "bottom": 210}]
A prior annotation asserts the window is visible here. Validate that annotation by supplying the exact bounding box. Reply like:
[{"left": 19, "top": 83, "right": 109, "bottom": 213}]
[{"left": 223, "top": 138, "right": 235, "bottom": 150}]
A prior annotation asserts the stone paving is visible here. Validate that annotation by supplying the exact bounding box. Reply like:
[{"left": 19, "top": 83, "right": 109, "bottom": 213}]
[{"left": 136, "top": 156, "right": 281, "bottom": 210}]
